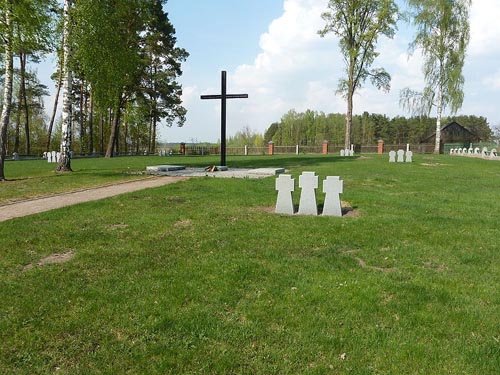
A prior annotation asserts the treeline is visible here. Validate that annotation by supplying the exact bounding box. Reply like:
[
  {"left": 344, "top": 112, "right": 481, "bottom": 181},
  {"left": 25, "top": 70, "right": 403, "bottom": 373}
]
[
  {"left": 264, "top": 110, "right": 492, "bottom": 146},
  {"left": 0, "top": 0, "right": 186, "bottom": 158},
  {"left": 226, "top": 126, "right": 265, "bottom": 147}
]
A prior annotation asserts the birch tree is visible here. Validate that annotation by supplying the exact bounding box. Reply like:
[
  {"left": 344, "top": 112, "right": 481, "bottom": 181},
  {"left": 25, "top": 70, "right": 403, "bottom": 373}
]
[
  {"left": 400, "top": 0, "right": 471, "bottom": 153},
  {"left": 319, "top": 0, "right": 398, "bottom": 150},
  {"left": 56, "top": 0, "right": 73, "bottom": 171},
  {"left": 1, "top": 0, "right": 55, "bottom": 178},
  {"left": 0, "top": 1, "right": 14, "bottom": 181}
]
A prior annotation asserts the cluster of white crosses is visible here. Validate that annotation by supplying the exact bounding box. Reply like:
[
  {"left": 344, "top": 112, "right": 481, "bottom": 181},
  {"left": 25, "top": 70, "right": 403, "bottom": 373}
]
[
  {"left": 388, "top": 150, "right": 412, "bottom": 163},
  {"left": 275, "top": 172, "right": 343, "bottom": 217}
]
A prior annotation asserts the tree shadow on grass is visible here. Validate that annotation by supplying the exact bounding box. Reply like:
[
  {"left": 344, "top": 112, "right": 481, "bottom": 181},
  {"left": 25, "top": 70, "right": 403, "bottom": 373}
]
[{"left": 227, "top": 155, "right": 361, "bottom": 169}]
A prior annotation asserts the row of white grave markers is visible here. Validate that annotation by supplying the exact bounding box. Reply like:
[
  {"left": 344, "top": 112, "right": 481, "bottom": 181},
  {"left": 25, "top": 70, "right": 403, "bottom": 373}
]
[
  {"left": 340, "top": 144, "right": 355, "bottom": 157},
  {"left": 275, "top": 172, "right": 343, "bottom": 217},
  {"left": 158, "top": 149, "right": 173, "bottom": 157},
  {"left": 450, "top": 147, "right": 498, "bottom": 159},
  {"left": 389, "top": 150, "right": 413, "bottom": 163},
  {"left": 43, "top": 151, "right": 61, "bottom": 163}
]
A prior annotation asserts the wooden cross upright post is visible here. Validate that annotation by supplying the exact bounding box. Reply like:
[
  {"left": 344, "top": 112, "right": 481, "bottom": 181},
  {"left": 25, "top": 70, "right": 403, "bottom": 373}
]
[{"left": 200, "top": 71, "right": 248, "bottom": 166}]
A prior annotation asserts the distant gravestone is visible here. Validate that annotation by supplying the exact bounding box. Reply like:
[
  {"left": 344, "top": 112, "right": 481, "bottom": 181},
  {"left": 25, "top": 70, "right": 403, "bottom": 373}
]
[
  {"left": 482, "top": 147, "right": 488, "bottom": 158},
  {"left": 405, "top": 150, "right": 413, "bottom": 163},
  {"left": 474, "top": 147, "right": 480, "bottom": 155},
  {"left": 322, "top": 176, "right": 343, "bottom": 217},
  {"left": 389, "top": 150, "right": 396, "bottom": 162},
  {"left": 458, "top": 148, "right": 463, "bottom": 155},
  {"left": 56, "top": 152, "right": 61, "bottom": 162},
  {"left": 490, "top": 149, "right": 498, "bottom": 159},
  {"left": 468, "top": 148, "right": 473, "bottom": 155},
  {"left": 12, "top": 152, "right": 19, "bottom": 161},
  {"left": 275, "top": 174, "right": 295, "bottom": 215},
  {"left": 51, "top": 151, "right": 57, "bottom": 163},
  {"left": 450, "top": 148, "right": 455, "bottom": 155},
  {"left": 298, "top": 172, "right": 318, "bottom": 215},
  {"left": 340, "top": 149, "right": 345, "bottom": 157},
  {"left": 397, "top": 149, "right": 405, "bottom": 163}
]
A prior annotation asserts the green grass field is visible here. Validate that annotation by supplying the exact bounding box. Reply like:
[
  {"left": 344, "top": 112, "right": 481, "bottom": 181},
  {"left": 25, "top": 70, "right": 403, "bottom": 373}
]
[{"left": 0, "top": 154, "right": 499, "bottom": 374}]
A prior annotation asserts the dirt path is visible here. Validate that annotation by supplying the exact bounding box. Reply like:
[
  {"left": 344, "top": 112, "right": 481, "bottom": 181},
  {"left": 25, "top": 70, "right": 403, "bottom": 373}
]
[{"left": 0, "top": 176, "right": 189, "bottom": 223}]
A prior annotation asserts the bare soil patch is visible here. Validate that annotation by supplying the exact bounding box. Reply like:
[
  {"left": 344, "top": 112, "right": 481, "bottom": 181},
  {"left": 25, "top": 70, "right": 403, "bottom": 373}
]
[{"left": 24, "top": 251, "right": 75, "bottom": 271}]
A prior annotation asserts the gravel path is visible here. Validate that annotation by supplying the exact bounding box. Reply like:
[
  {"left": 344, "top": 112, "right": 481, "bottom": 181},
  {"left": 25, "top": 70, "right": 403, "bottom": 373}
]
[{"left": 0, "top": 176, "right": 189, "bottom": 223}]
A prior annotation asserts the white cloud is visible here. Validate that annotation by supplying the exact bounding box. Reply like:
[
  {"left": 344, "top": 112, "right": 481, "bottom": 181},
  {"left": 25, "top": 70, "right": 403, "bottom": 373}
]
[
  {"left": 230, "top": 0, "right": 342, "bottom": 133},
  {"left": 166, "top": 0, "right": 500, "bottom": 142},
  {"left": 482, "top": 70, "right": 500, "bottom": 90},
  {"left": 469, "top": 0, "right": 500, "bottom": 56}
]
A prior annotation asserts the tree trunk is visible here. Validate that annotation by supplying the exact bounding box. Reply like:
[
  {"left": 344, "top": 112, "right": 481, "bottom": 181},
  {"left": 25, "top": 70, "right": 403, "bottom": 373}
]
[
  {"left": 0, "top": 3, "right": 14, "bottom": 181},
  {"left": 434, "top": 84, "right": 443, "bottom": 154},
  {"left": 57, "top": 0, "right": 73, "bottom": 172},
  {"left": 14, "top": 77, "right": 22, "bottom": 153},
  {"left": 79, "top": 78, "right": 86, "bottom": 154},
  {"left": 46, "top": 65, "right": 63, "bottom": 152},
  {"left": 147, "top": 115, "right": 152, "bottom": 153},
  {"left": 345, "top": 55, "right": 355, "bottom": 151},
  {"left": 152, "top": 111, "right": 157, "bottom": 153},
  {"left": 114, "top": 112, "right": 120, "bottom": 155},
  {"left": 123, "top": 107, "right": 128, "bottom": 154},
  {"left": 345, "top": 86, "right": 354, "bottom": 151},
  {"left": 20, "top": 53, "right": 30, "bottom": 155},
  {"left": 106, "top": 101, "right": 122, "bottom": 158},
  {"left": 88, "top": 90, "right": 94, "bottom": 154}
]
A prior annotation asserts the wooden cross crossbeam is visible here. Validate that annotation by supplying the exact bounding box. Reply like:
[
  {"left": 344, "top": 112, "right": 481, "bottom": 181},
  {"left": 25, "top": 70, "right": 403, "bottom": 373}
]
[{"left": 200, "top": 71, "right": 248, "bottom": 166}]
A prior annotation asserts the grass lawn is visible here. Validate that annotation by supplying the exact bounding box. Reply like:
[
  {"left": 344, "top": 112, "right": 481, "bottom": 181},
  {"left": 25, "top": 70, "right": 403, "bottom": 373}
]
[{"left": 0, "top": 154, "right": 499, "bottom": 374}]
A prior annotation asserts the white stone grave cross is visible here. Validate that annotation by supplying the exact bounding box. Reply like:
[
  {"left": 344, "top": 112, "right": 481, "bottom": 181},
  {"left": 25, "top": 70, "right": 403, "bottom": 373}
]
[
  {"left": 389, "top": 150, "right": 396, "bottom": 162},
  {"left": 51, "top": 151, "right": 57, "bottom": 163},
  {"left": 340, "top": 149, "right": 345, "bottom": 157},
  {"left": 405, "top": 150, "right": 413, "bottom": 163},
  {"left": 490, "top": 149, "right": 498, "bottom": 159},
  {"left": 275, "top": 174, "right": 295, "bottom": 215},
  {"left": 298, "top": 171, "right": 318, "bottom": 215},
  {"left": 397, "top": 149, "right": 405, "bottom": 162},
  {"left": 322, "top": 176, "right": 343, "bottom": 217}
]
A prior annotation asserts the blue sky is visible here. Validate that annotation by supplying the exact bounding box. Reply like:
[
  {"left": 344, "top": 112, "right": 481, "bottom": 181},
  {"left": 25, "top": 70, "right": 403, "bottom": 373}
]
[
  {"left": 162, "top": 0, "right": 500, "bottom": 143},
  {"left": 38, "top": 0, "right": 500, "bottom": 143}
]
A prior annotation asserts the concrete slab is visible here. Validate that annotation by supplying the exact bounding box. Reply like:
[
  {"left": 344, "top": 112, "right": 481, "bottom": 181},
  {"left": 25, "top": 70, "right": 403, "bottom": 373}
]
[
  {"left": 247, "top": 168, "right": 285, "bottom": 175},
  {"left": 145, "top": 166, "right": 286, "bottom": 179},
  {"left": 146, "top": 165, "right": 186, "bottom": 172}
]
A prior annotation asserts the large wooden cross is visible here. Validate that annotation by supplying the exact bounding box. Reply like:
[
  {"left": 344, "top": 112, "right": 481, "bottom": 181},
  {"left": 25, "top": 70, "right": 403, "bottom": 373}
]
[{"left": 200, "top": 71, "right": 248, "bottom": 166}]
